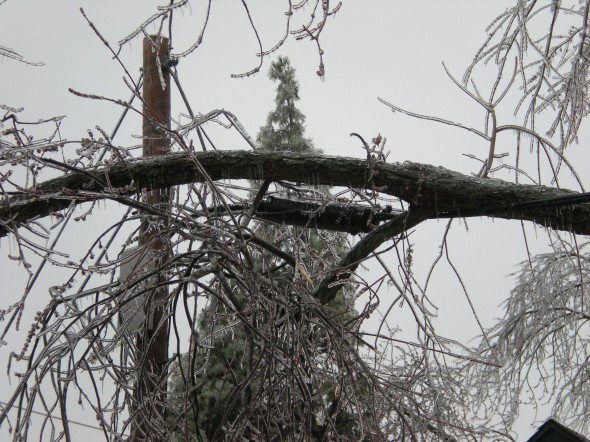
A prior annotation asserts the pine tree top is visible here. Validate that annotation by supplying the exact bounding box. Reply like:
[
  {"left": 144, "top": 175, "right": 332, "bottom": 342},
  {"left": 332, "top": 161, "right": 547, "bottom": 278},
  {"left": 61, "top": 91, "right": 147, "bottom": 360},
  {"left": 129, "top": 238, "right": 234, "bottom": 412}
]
[{"left": 257, "top": 56, "right": 317, "bottom": 153}]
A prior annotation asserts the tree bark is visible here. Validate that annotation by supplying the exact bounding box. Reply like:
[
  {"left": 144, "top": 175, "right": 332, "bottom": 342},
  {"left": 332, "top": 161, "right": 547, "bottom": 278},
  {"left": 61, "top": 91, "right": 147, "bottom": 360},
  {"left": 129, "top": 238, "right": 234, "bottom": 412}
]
[{"left": 2, "top": 150, "right": 590, "bottom": 236}]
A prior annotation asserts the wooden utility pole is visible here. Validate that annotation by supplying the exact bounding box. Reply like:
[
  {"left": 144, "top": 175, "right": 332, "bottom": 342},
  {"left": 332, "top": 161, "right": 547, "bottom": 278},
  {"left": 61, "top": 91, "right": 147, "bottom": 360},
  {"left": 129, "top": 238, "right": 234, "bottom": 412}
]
[{"left": 130, "top": 35, "right": 171, "bottom": 442}]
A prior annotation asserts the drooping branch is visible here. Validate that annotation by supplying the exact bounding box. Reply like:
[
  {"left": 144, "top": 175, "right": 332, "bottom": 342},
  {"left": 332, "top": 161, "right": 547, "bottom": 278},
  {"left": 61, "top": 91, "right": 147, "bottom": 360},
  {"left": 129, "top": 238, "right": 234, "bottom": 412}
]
[
  {"left": 314, "top": 208, "right": 430, "bottom": 305},
  {"left": 2, "top": 150, "right": 590, "bottom": 237}
]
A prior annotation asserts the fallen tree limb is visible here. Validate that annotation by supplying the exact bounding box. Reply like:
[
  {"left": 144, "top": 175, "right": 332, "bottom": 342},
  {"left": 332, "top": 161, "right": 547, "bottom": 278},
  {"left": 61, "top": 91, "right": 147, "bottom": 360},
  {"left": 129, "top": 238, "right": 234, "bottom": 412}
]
[{"left": 1, "top": 150, "right": 590, "bottom": 237}]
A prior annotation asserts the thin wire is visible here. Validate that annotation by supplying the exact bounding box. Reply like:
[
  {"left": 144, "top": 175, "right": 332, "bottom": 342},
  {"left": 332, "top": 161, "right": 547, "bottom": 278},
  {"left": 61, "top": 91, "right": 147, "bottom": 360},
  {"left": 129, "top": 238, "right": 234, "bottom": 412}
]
[
  {"left": 99, "top": 72, "right": 143, "bottom": 161},
  {"left": 169, "top": 66, "right": 211, "bottom": 152},
  {"left": 169, "top": 68, "right": 194, "bottom": 118},
  {"left": 438, "top": 190, "right": 590, "bottom": 219}
]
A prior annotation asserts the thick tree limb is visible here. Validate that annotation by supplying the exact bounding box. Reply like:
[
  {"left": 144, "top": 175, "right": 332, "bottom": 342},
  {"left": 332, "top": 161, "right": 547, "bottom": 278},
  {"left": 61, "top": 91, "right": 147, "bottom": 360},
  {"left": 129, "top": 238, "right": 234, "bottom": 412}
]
[
  {"left": 314, "top": 208, "right": 430, "bottom": 304},
  {"left": 188, "top": 197, "right": 400, "bottom": 234},
  {"left": 2, "top": 150, "right": 590, "bottom": 237}
]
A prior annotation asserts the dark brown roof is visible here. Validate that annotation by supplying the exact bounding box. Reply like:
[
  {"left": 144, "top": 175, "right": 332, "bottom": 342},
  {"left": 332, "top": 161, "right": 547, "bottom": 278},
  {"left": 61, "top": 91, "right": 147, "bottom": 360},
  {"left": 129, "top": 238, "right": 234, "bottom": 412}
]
[{"left": 526, "top": 419, "right": 589, "bottom": 442}]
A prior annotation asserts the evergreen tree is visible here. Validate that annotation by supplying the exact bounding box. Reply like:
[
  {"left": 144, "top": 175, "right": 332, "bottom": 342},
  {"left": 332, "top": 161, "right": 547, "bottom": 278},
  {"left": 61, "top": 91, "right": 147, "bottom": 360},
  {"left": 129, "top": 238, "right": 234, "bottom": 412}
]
[
  {"left": 256, "top": 56, "right": 317, "bottom": 154},
  {"left": 169, "top": 57, "right": 361, "bottom": 441}
]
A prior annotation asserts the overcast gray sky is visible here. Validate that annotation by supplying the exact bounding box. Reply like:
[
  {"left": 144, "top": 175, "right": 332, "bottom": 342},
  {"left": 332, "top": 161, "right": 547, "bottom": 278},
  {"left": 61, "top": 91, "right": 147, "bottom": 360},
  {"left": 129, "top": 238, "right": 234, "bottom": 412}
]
[{"left": 2, "top": 1, "right": 589, "bottom": 439}]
